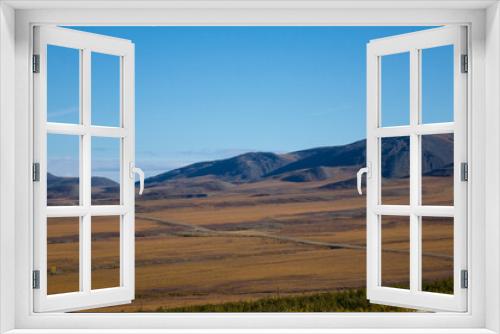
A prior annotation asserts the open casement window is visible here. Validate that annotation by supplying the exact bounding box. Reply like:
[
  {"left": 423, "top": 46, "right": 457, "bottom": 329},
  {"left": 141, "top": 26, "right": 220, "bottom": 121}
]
[
  {"left": 361, "top": 26, "right": 468, "bottom": 312},
  {"left": 33, "top": 26, "right": 142, "bottom": 312}
]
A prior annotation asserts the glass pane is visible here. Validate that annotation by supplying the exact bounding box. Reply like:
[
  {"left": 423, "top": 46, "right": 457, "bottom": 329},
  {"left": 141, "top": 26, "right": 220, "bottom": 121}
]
[
  {"left": 92, "top": 137, "right": 121, "bottom": 205},
  {"left": 421, "top": 45, "right": 454, "bottom": 124},
  {"left": 47, "top": 45, "right": 80, "bottom": 124},
  {"left": 421, "top": 217, "right": 454, "bottom": 294},
  {"left": 92, "top": 216, "right": 121, "bottom": 290},
  {"left": 47, "top": 217, "right": 80, "bottom": 294},
  {"left": 381, "top": 215, "right": 410, "bottom": 289},
  {"left": 422, "top": 134, "right": 454, "bottom": 206},
  {"left": 91, "top": 52, "right": 121, "bottom": 127},
  {"left": 381, "top": 136, "right": 410, "bottom": 205},
  {"left": 47, "top": 134, "right": 80, "bottom": 206},
  {"left": 381, "top": 52, "right": 410, "bottom": 127}
]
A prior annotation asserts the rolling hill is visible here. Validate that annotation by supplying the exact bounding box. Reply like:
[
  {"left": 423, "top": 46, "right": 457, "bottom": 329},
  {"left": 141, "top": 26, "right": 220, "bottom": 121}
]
[
  {"left": 144, "top": 134, "right": 453, "bottom": 186},
  {"left": 47, "top": 134, "right": 454, "bottom": 199},
  {"left": 47, "top": 173, "right": 119, "bottom": 204},
  {"left": 144, "top": 152, "right": 295, "bottom": 185}
]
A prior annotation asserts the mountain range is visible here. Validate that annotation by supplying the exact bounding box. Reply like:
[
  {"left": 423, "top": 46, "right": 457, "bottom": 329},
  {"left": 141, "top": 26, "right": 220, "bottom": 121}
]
[
  {"left": 144, "top": 134, "right": 453, "bottom": 185},
  {"left": 47, "top": 134, "right": 453, "bottom": 198}
]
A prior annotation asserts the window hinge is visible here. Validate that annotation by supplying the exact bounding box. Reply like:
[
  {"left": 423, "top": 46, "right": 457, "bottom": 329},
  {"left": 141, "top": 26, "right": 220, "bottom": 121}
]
[
  {"left": 33, "top": 162, "right": 40, "bottom": 182},
  {"left": 32, "top": 270, "right": 40, "bottom": 289},
  {"left": 461, "top": 54, "right": 468, "bottom": 73},
  {"left": 32, "top": 54, "right": 40, "bottom": 73},
  {"left": 461, "top": 162, "right": 468, "bottom": 182},
  {"left": 461, "top": 269, "right": 468, "bottom": 289}
]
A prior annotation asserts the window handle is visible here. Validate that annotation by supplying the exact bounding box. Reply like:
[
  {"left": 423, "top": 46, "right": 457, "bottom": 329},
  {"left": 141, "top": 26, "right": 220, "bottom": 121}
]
[
  {"left": 357, "top": 163, "right": 371, "bottom": 195},
  {"left": 130, "top": 162, "right": 145, "bottom": 195}
]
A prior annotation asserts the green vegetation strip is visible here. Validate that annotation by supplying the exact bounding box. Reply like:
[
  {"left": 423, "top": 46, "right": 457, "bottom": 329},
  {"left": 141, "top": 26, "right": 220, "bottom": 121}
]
[{"left": 141, "top": 279, "right": 453, "bottom": 313}]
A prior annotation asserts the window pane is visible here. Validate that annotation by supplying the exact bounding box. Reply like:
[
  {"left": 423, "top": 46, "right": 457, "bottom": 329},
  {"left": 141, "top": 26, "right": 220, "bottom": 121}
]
[
  {"left": 92, "top": 216, "right": 121, "bottom": 290},
  {"left": 47, "top": 217, "right": 80, "bottom": 294},
  {"left": 381, "top": 136, "right": 410, "bottom": 205},
  {"left": 380, "top": 52, "right": 410, "bottom": 127},
  {"left": 47, "top": 134, "right": 80, "bottom": 206},
  {"left": 92, "top": 137, "right": 121, "bottom": 205},
  {"left": 381, "top": 215, "right": 410, "bottom": 289},
  {"left": 421, "top": 45, "right": 454, "bottom": 124},
  {"left": 421, "top": 217, "right": 454, "bottom": 294},
  {"left": 91, "top": 52, "right": 121, "bottom": 127},
  {"left": 47, "top": 45, "right": 80, "bottom": 124},
  {"left": 422, "top": 134, "right": 454, "bottom": 206}
]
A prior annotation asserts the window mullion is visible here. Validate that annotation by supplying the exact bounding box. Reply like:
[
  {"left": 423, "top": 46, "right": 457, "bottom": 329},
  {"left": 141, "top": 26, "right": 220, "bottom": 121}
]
[
  {"left": 409, "top": 48, "right": 421, "bottom": 293},
  {"left": 81, "top": 48, "right": 92, "bottom": 293}
]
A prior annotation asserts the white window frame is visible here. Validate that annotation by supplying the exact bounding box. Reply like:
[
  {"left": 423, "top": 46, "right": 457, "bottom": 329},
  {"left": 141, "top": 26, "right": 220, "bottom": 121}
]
[
  {"left": 33, "top": 26, "right": 136, "bottom": 312},
  {"left": 365, "top": 26, "right": 468, "bottom": 312},
  {"left": 1, "top": 1, "right": 499, "bottom": 333}
]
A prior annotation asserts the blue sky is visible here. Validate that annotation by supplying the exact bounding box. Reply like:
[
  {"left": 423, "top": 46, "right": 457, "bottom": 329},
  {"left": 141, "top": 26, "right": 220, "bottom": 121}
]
[{"left": 47, "top": 26, "right": 453, "bottom": 179}]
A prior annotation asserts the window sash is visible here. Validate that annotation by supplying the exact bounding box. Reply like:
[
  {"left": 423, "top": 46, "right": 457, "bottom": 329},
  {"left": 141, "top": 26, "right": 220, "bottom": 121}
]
[
  {"left": 365, "top": 25, "right": 468, "bottom": 312},
  {"left": 32, "top": 26, "right": 136, "bottom": 313}
]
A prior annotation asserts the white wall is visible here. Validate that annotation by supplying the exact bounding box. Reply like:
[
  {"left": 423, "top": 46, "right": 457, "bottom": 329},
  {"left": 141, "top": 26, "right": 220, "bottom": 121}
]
[
  {"left": 0, "top": 2, "right": 16, "bottom": 333},
  {"left": 485, "top": 2, "right": 500, "bottom": 333}
]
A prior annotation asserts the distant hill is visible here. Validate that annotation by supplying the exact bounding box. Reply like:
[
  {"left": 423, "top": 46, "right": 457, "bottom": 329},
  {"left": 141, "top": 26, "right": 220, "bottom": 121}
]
[
  {"left": 47, "top": 173, "right": 119, "bottom": 203},
  {"left": 144, "top": 134, "right": 453, "bottom": 186},
  {"left": 280, "top": 166, "right": 336, "bottom": 183},
  {"left": 145, "top": 152, "right": 294, "bottom": 185},
  {"left": 47, "top": 173, "right": 81, "bottom": 200},
  {"left": 421, "top": 134, "right": 454, "bottom": 176},
  {"left": 47, "top": 134, "right": 454, "bottom": 199},
  {"left": 265, "top": 139, "right": 366, "bottom": 178}
]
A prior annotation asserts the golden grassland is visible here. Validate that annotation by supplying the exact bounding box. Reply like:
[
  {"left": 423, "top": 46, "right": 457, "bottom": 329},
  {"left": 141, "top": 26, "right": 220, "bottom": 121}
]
[{"left": 46, "top": 175, "right": 454, "bottom": 312}]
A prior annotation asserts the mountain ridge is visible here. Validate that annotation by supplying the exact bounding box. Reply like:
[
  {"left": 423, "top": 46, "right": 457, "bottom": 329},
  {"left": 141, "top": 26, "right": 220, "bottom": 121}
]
[
  {"left": 47, "top": 134, "right": 454, "bottom": 196},
  {"left": 144, "top": 134, "right": 453, "bottom": 186}
]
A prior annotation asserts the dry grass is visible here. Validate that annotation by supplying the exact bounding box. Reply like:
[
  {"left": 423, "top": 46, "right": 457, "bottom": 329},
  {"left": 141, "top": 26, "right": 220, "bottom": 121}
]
[{"left": 46, "top": 176, "right": 454, "bottom": 312}]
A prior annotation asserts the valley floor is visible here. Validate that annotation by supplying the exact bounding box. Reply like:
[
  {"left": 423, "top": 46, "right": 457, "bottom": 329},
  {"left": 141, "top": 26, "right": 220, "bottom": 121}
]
[{"left": 47, "top": 176, "right": 454, "bottom": 312}]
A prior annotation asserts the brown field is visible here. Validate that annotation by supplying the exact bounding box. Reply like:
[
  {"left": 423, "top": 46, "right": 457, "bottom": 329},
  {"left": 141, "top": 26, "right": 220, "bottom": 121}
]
[{"left": 46, "top": 175, "right": 454, "bottom": 312}]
